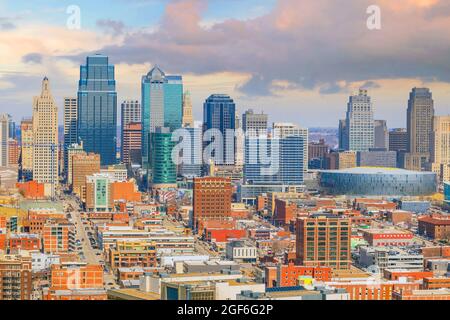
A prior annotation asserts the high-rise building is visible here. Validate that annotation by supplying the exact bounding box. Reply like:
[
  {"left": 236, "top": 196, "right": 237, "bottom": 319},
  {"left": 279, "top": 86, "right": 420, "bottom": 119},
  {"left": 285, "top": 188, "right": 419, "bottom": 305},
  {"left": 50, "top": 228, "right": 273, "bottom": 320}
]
[
  {"left": 296, "top": 214, "right": 351, "bottom": 270},
  {"left": 244, "top": 132, "right": 305, "bottom": 185},
  {"left": 356, "top": 149, "right": 397, "bottom": 168},
  {"left": 324, "top": 151, "right": 357, "bottom": 170},
  {"left": 338, "top": 119, "right": 348, "bottom": 151},
  {"left": 0, "top": 114, "right": 9, "bottom": 167},
  {"left": 7, "top": 115, "right": 15, "bottom": 140},
  {"left": 179, "top": 126, "right": 203, "bottom": 178},
  {"left": 63, "top": 97, "right": 78, "bottom": 175},
  {"left": 182, "top": 91, "right": 194, "bottom": 128},
  {"left": 431, "top": 116, "right": 450, "bottom": 182},
  {"left": 71, "top": 152, "right": 101, "bottom": 198},
  {"left": 122, "top": 122, "right": 142, "bottom": 166},
  {"left": 150, "top": 127, "right": 177, "bottom": 189},
  {"left": 273, "top": 122, "right": 309, "bottom": 172},
  {"left": 203, "top": 94, "right": 236, "bottom": 165},
  {"left": 242, "top": 109, "right": 268, "bottom": 135},
  {"left": 235, "top": 114, "right": 244, "bottom": 167},
  {"left": 308, "top": 139, "right": 329, "bottom": 169},
  {"left": 20, "top": 119, "right": 33, "bottom": 181},
  {"left": 32, "top": 77, "right": 58, "bottom": 198},
  {"left": 141, "top": 66, "right": 183, "bottom": 169},
  {"left": 344, "top": 89, "right": 374, "bottom": 152},
  {"left": 193, "top": 177, "right": 232, "bottom": 225},
  {"left": 405, "top": 88, "right": 434, "bottom": 170},
  {"left": 77, "top": 55, "right": 117, "bottom": 166},
  {"left": 389, "top": 128, "right": 408, "bottom": 152},
  {"left": 374, "top": 120, "right": 388, "bottom": 150},
  {"left": 120, "top": 100, "right": 141, "bottom": 162},
  {"left": 8, "top": 139, "right": 19, "bottom": 166}
]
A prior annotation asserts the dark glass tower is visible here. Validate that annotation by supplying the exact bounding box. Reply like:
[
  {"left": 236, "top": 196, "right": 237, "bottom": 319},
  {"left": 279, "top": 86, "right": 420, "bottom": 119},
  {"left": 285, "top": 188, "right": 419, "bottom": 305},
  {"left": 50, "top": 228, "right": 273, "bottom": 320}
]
[
  {"left": 77, "top": 55, "right": 117, "bottom": 166},
  {"left": 203, "top": 94, "right": 236, "bottom": 165}
]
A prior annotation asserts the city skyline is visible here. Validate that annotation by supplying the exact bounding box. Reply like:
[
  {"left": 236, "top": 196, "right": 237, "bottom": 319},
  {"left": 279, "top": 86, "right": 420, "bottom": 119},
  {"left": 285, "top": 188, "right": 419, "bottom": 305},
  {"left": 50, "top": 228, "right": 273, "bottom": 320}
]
[{"left": 2, "top": 0, "right": 450, "bottom": 127}]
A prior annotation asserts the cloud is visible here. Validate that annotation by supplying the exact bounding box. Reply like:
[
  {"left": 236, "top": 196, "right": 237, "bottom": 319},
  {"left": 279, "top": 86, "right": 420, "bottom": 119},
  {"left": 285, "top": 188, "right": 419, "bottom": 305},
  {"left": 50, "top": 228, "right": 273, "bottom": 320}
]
[
  {"left": 0, "top": 18, "right": 16, "bottom": 30},
  {"left": 96, "top": 19, "right": 126, "bottom": 36},
  {"left": 22, "top": 53, "right": 43, "bottom": 64},
  {"left": 64, "top": 0, "right": 450, "bottom": 98}
]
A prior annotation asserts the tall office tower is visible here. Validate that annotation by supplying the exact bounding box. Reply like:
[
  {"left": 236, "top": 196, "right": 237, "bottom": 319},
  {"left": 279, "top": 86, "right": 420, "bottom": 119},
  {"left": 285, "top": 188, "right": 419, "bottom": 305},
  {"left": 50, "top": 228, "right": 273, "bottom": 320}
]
[
  {"left": 0, "top": 114, "right": 9, "bottom": 167},
  {"left": 193, "top": 177, "right": 232, "bottom": 225},
  {"left": 272, "top": 122, "right": 309, "bottom": 173},
  {"left": 242, "top": 109, "right": 268, "bottom": 135},
  {"left": 141, "top": 66, "right": 183, "bottom": 169},
  {"left": 244, "top": 133, "right": 305, "bottom": 185},
  {"left": 405, "top": 88, "right": 434, "bottom": 170},
  {"left": 296, "top": 214, "right": 352, "bottom": 270},
  {"left": 149, "top": 127, "right": 177, "bottom": 189},
  {"left": 7, "top": 115, "right": 15, "bottom": 140},
  {"left": 8, "top": 139, "right": 19, "bottom": 166},
  {"left": 20, "top": 119, "right": 33, "bottom": 180},
  {"left": 63, "top": 97, "right": 78, "bottom": 175},
  {"left": 338, "top": 119, "right": 348, "bottom": 150},
  {"left": 179, "top": 125, "right": 203, "bottom": 178},
  {"left": 77, "top": 55, "right": 117, "bottom": 166},
  {"left": 120, "top": 100, "right": 141, "bottom": 161},
  {"left": 308, "top": 139, "right": 329, "bottom": 169},
  {"left": 431, "top": 116, "right": 450, "bottom": 182},
  {"left": 374, "top": 120, "right": 388, "bottom": 149},
  {"left": 203, "top": 94, "right": 236, "bottom": 165},
  {"left": 32, "top": 77, "right": 59, "bottom": 198},
  {"left": 71, "top": 152, "right": 101, "bottom": 198},
  {"left": 235, "top": 114, "right": 244, "bottom": 166},
  {"left": 344, "top": 89, "right": 374, "bottom": 152},
  {"left": 122, "top": 122, "right": 142, "bottom": 166},
  {"left": 389, "top": 128, "right": 408, "bottom": 152},
  {"left": 182, "top": 91, "right": 194, "bottom": 128}
]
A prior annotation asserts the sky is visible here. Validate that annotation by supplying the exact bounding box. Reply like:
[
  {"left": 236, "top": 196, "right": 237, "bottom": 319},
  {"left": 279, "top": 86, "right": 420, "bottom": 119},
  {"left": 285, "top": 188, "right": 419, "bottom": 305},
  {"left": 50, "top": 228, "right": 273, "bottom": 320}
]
[{"left": 1, "top": 0, "right": 450, "bottom": 128}]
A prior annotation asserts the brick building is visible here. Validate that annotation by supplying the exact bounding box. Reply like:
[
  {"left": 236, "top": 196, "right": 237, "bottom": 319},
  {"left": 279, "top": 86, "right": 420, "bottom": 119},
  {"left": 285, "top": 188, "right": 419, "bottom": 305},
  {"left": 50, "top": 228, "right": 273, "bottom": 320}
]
[{"left": 0, "top": 254, "right": 33, "bottom": 300}]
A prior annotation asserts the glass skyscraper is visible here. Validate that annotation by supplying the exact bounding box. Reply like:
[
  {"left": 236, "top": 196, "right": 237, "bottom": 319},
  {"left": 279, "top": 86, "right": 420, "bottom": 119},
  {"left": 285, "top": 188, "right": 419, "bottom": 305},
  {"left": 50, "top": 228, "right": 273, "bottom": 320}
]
[
  {"left": 150, "top": 127, "right": 177, "bottom": 188},
  {"left": 141, "top": 66, "right": 183, "bottom": 169},
  {"left": 203, "top": 94, "right": 236, "bottom": 165},
  {"left": 77, "top": 55, "right": 117, "bottom": 166},
  {"left": 244, "top": 134, "right": 305, "bottom": 185}
]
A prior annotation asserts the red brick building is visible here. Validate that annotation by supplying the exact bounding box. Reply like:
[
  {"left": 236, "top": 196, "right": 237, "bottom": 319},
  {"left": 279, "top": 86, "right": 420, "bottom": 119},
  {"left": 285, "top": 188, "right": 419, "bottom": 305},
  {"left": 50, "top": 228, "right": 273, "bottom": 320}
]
[
  {"left": 193, "top": 177, "right": 232, "bottom": 228},
  {"left": 265, "top": 263, "right": 332, "bottom": 288},
  {"left": 418, "top": 214, "right": 450, "bottom": 240}
]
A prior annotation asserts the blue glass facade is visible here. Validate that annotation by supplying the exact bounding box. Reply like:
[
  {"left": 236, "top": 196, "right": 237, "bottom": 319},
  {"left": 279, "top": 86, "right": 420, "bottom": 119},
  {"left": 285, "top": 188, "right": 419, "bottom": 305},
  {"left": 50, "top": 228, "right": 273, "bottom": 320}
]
[
  {"left": 77, "top": 55, "right": 117, "bottom": 165},
  {"left": 244, "top": 135, "right": 304, "bottom": 185},
  {"left": 141, "top": 67, "right": 183, "bottom": 169},
  {"left": 203, "top": 94, "right": 236, "bottom": 165},
  {"left": 445, "top": 182, "right": 450, "bottom": 203},
  {"left": 319, "top": 167, "right": 437, "bottom": 196}
]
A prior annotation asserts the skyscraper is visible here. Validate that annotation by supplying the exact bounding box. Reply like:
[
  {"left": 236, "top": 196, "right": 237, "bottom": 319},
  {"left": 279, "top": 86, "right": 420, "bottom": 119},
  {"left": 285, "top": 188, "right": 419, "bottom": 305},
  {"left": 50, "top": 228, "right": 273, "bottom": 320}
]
[
  {"left": 182, "top": 91, "right": 194, "bottom": 128},
  {"left": 405, "top": 88, "right": 434, "bottom": 170},
  {"left": 141, "top": 66, "right": 183, "bottom": 169},
  {"left": 0, "top": 114, "right": 9, "bottom": 167},
  {"left": 273, "top": 122, "right": 309, "bottom": 172},
  {"left": 120, "top": 100, "right": 141, "bottom": 162},
  {"left": 203, "top": 94, "right": 236, "bottom": 165},
  {"left": 122, "top": 122, "right": 142, "bottom": 166},
  {"left": 32, "top": 77, "right": 58, "bottom": 197},
  {"left": 20, "top": 119, "right": 33, "bottom": 180},
  {"left": 149, "top": 127, "right": 177, "bottom": 189},
  {"left": 374, "top": 120, "right": 388, "bottom": 150},
  {"left": 63, "top": 97, "right": 78, "bottom": 176},
  {"left": 389, "top": 128, "right": 408, "bottom": 152},
  {"left": 242, "top": 109, "right": 268, "bottom": 135},
  {"left": 431, "top": 116, "right": 450, "bottom": 182},
  {"left": 344, "top": 89, "right": 374, "bottom": 152},
  {"left": 77, "top": 55, "right": 117, "bottom": 166},
  {"left": 179, "top": 125, "right": 203, "bottom": 178}
]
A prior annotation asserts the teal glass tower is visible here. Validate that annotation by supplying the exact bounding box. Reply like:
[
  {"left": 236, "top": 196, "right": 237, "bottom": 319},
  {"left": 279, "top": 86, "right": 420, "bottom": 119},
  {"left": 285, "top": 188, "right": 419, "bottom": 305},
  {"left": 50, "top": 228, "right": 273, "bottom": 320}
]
[
  {"left": 77, "top": 55, "right": 117, "bottom": 165},
  {"left": 141, "top": 66, "right": 183, "bottom": 170},
  {"left": 150, "top": 127, "right": 177, "bottom": 188}
]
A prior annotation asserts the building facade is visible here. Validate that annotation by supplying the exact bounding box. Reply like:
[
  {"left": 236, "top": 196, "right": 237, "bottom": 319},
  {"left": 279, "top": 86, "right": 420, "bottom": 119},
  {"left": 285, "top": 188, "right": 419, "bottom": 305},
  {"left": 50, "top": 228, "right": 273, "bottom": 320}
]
[
  {"left": 77, "top": 55, "right": 117, "bottom": 166},
  {"left": 32, "top": 77, "right": 59, "bottom": 198},
  {"left": 63, "top": 97, "right": 78, "bottom": 175}
]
